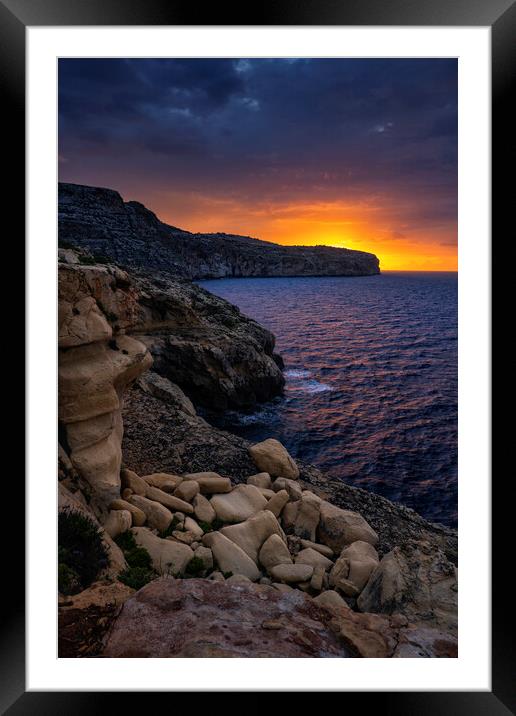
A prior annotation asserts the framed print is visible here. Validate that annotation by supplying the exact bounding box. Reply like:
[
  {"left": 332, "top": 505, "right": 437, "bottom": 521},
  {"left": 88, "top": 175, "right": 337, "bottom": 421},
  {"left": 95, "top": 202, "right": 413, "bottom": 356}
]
[{"left": 3, "top": 0, "right": 514, "bottom": 709}]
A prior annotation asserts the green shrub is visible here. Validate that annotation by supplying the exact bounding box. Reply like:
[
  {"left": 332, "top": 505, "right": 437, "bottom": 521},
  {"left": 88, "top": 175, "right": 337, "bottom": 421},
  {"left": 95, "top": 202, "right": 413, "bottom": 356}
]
[
  {"left": 158, "top": 518, "right": 180, "bottom": 539},
  {"left": 185, "top": 556, "right": 205, "bottom": 577},
  {"left": 58, "top": 563, "right": 81, "bottom": 595},
  {"left": 77, "top": 255, "right": 97, "bottom": 266},
  {"left": 198, "top": 521, "right": 213, "bottom": 534},
  {"left": 114, "top": 530, "right": 137, "bottom": 552},
  {"left": 211, "top": 518, "right": 224, "bottom": 531},
  {"left": 58, "top": 509, "right": 108, "bottom": 594},
  {"left": 118, "top": 566, "right": 154, "bottom": 590}
]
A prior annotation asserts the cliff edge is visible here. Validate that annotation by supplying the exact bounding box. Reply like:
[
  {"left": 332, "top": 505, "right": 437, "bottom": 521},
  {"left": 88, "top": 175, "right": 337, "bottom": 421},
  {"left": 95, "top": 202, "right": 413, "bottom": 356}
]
[{"left": 58, "top": 182, "right": 380, "bottom": 280}]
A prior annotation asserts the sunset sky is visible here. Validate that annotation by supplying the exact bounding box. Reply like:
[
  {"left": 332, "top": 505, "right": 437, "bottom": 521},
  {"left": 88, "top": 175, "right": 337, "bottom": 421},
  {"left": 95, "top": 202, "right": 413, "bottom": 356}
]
[{"left": 58, "top": 58, "right": 457, "bottom": 271}]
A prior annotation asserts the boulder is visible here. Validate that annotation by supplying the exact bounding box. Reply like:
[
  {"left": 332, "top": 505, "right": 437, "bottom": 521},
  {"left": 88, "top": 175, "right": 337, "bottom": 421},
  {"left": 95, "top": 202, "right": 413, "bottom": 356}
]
[
  {"left": 294, "top": 493, "right": 321, "bottom": 540},
  {"left": 202, "top": 532, "right": 261, "bottom": 581},
  {"left": 295, "top": 547, "right": 333, "bottom": 571},
  {"left": 247, "top": 472, "right": 272, "bottom": 489},
  {"left": 144, "top": 485, "right": 194, "bottom": 514},
  {"left": 269, "top": 563, "right": 314, "bottom": 584},
  {"left": 128, "top": 495, "right": 173, "bottom": 532},
  {"left": 259, "top": 534, "right": 293, "bottom": 571},
  {"left": 249, "top": 439, "right": 299, "bottom": 480},
  {"left": 313, "top": 590, "right": 350, "bottom": 613},
  {"left": 103, "top": 509, "right": 132, "bottom": 538},
  {"left": 173, "top": 480, "right": 200, "bottom": 503},
  {"left": 357, "top": 540, "right": 458, "bottom": 634},
  {"left": 170, "top": 531, "right": 197, "bottom": 546},
  {"left": 318, "top": 501, "right": 378, "bottom": 552},
  {"left": 272, "top": 477, "right": 302, "bottom": 501},
  {"left": 184, "top": 517, "right": 204, "bottom": 539},
  {"left": 109, "top": 498, "right": 146, "bottom": 527},
  {"left": 141, "top": 472, "right": 183, "bottom": 493},
  {"left": 193, "top": 493, "right": 216, "bottom": 524},
  {"left": 271, "top": 583, "right": 294, "bottom": 593},
  {"left": 330, "top": 540, "right": 380, "bottom": 594},
  {"left": 265, "top": 489, "right": 289, "bottom": 518},
  {"left": 299, "top": 539, "right": 334, "bottom": 558},
  {"left": 131, "top": 527, "right": 193, "bottom": 575},
  {"left": 102, "top": 578, "right": 350, "bottom": 657},
  {"left": 210, "top": 484, "right": 268, "bottom": 523},
  {"left": 281, "top": 501, "right": 299, "bottom": 530},
  {"left": 121, "top": 468, "right": 148, "bottom": 496},
  {"left": 226, "top": 574, "right": 252, "bottom": 585},
  {"left": 310, "top": 565, "right": 326, "bottom": 592},
  {"left": 184, "top": 472, "right": 232, "bottom": 494},
  {"left": 220, "top": 510, "right": 286, "bottom": 563}
]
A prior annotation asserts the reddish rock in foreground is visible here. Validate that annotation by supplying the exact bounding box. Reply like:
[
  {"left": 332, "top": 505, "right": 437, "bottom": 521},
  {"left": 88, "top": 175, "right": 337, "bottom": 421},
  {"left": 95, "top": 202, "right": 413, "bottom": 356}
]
[{"left": 102, "top": 577, "right": 351, "bottom": 658}]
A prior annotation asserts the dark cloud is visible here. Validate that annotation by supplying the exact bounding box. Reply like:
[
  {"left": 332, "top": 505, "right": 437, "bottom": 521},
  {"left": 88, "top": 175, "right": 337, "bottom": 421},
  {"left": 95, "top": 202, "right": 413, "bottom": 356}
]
[{"left": 58, "top": 57, "right": 457, "bottom": 246}]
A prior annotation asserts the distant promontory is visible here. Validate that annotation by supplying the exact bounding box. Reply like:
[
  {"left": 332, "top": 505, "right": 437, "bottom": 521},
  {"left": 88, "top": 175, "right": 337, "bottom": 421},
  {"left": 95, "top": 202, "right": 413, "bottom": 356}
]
[{"left": 58, "top": 182, "right": 380, "bottom": 280}]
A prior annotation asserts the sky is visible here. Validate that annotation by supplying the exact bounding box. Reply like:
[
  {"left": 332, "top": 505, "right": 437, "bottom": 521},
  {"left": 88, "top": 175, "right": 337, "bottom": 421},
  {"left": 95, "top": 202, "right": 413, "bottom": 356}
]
[{"left": 58, "top": 58, "right": 457, "bottom": 270}]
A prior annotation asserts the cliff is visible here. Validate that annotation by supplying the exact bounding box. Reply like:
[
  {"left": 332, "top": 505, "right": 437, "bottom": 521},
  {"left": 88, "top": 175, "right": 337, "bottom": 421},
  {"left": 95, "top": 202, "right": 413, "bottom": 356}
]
[
  {"left": 58, "top": 253, "right": 457, "bottom": 659},
  {"left": 58, "top": 182, "right": 380, "bottom": 279}
]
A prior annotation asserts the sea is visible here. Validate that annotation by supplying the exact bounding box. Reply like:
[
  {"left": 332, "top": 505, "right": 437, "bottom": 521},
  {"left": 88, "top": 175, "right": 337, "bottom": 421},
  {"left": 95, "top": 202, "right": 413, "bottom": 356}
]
[{"left": 198, "top": 272, "right": 458, "bottom": 527}]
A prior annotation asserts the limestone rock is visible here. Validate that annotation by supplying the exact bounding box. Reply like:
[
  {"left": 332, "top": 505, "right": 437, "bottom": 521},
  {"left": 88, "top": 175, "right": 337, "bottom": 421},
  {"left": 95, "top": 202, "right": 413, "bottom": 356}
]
[
  {"left": 294, "top": 493, "right": 320, "bottom": 540},
  {"left": 220, "top": 510, "right": 286, "bottom": 563},
  {"left": 128, "top": 495, "right": 173, "bottom": 532},
  {"left": 103, "top": 509, "right": 132, "bottom": 539},
  {"left": 202, "top": 532, "right": 261, "bottom": 581},
  {"left": 259, "top": 534, "right": 293, "bottom": 571},
  {"left": 131, "top": 527, "right": 193, "bottom": 575},
  {"left": 184, "top": 517, "right": 204, "bottom": 539},
  {"left": 313, "top": 590, "right": 351, "bottom": 613},
  {"left": 299, "top": 539, "right": 334, "bottom": 558},
  {"left": 330, "top": 540, "right": 380, "bottom": 595},
  {"left": 184, "top": 472, "right": 232, "bottom": 494},
  {"left": 272, "top": 477, "right": 302, "bottom": 501},
  {"left": 269, "top": 563, "right": 314, "bottom": 583},
  {"left": 295, "top": 547, "right": 333, "bottom": 571},
  {"left": 249, "top": 439, "right": 299, "bottom": 480},
  {"left": 357, "top": 540, "right": 458, "bottom": 634},
  {"left": 141, "top": 472, "right": 183, "bottom": 492},
  {"left": 310, "top": 565, "right": 326, "bottom": 592},
  {"left": 265, "top": 489, "right": 289, "bottom": 517},
  {"left": 247, "top": 472, "right": 272, "bottom": 489},
  {"left": 173, "top": 480, "right": 200, "bottom": 503},
  {"left": 102, "top": 578, "right": 351, "bottom": 657},
  {"left": 318, "top": 501, "right": 379, "bottom": 552},
  {"left": 109, "top": 498, "right": 146, "bottom": 527},
  {"left": 193, "top": 493, "right": 216, "bottom": 524},
  {"left": 137, "top": 372, "right": 196, "bottom": 416},
  {"left": 144, "top": 485, "right": 194, "bottom": 514},
  {"left": 210, "top": 484, "right": 267, "bottom": 523},
  {"left": 281, "top": 501, "right": 299, "bottom": 530},
  {"left": 121, "top": 468, "right": 148, "bottom": 496}
]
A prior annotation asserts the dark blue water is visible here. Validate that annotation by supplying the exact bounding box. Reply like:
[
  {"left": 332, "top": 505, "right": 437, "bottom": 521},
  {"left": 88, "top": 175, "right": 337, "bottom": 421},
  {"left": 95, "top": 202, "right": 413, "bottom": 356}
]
[{"left": 199, "top": 272, "right": 457, "bottom": 527}]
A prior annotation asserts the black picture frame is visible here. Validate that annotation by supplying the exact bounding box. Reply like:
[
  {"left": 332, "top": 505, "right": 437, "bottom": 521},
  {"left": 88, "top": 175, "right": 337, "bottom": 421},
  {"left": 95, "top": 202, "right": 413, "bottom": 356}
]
[{"left": 4, "top": 0, "right": 514, "bottom": 710}]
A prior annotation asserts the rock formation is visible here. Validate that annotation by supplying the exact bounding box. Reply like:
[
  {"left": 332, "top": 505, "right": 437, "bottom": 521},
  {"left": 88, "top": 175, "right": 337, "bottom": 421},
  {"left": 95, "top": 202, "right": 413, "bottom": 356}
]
[{"left": 59, "top": 182, "right": 380, "bottom": 280}]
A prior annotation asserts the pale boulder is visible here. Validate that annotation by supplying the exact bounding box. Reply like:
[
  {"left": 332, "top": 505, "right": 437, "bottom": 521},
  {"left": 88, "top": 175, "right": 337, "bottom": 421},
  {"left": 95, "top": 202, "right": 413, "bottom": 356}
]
[
  {"left": 318, "top": 501, "right": 378, "bottom": 552},
  {"left": 295, "top": 547, "right": 333, "bottom": 571},
  {"left": 184, "top": 517, "right": 204, "bottom": 539},
  {"left": 193, "top": 494, "right": 216, "bottom": 524},
  {"left": 184, "top": 472, "right": 232, "bottom": 494},
  {"left": 293, "top": 493, "right": 320, "bottom": 540},
  {"left": 313, "top": 590, "right": 351, "bottom": 613},
  {"left": 247, "top": 473, "right": 272, "bottom": 489},
  {"left": 259, "top": 534, "right": 293, "bottom": 571},
  {"left": 144, "top": 485, "right": 194, "bottom": 514},
  {"left": 249, "top": 439, "right": 299, "bottom": 480},
  {"left": 121, "top": 468, "right": 148, "bottom": 496},
  {"left": 299, "top": 539, "right": 334, "bottom": 558},
  {"left": 330, "top": 541, "right": 380, "bottom": 595},
  {"left": 272, "top": 477, "right": 302, "bottom": 501},
  {"left": 310, "top": 565, "right": 326, "bottom": 592},
  {"left": 202, "top": 532, "right": 261, "bottom": 581},
  {"left": 220, "top": 510, "right": 286, "bottom": 563},
  {"left": 193, "top": 545, "right": 213, "bottom": 571},
  {"left": 173, "top": 480, "right": 200, "bottom": 503},
  {"left": 211, "top": 484, "right": 268, "bottom": 523},
  {"left": 131, "top": 527, "right": 194, "bottom": 575},
  {"left": 269, "top": 563, "right": 314, "bottom": 584},
  {"left": 265, "top": 489, "right": 289, "bottom": 518},
  {"left": 281, "top": 501, "right": 299, "bottom": 530},
  {"left": 142, "top": 472, "right": 183, "bottom": 493},
  {"left": 226, "top": 574, "right": 252, "bottom": 585},
  {"left": 109, "top": 499, "right": 146, "bottom": 527},
  {"left": 128, "top": 495, "right": 173, "bottom": 532},
  {"left": 103, "top": 509, "right": 132, "bottom": 539}
]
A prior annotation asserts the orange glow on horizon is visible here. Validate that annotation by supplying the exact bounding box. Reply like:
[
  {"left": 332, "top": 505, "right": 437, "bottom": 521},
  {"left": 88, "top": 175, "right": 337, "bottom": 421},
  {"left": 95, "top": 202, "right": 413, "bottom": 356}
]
[{"left": 127, "top": 187, "right": 458, "bottom": 272}]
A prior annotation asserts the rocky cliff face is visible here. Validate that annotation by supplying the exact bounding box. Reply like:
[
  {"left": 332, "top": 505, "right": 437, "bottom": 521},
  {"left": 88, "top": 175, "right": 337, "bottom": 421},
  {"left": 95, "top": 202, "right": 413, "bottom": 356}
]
[{"left": 58, "top": 182, "right": 380, "bottom": 279}]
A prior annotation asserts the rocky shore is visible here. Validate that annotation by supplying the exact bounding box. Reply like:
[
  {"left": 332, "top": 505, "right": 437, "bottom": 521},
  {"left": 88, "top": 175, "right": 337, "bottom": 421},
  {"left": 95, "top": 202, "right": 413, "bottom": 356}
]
[
  {"left": 58, "top": 249, "right": 457, "bottom": 658},
  {"left": 59, "top": 182, "right": 380, "bottom": 279}
]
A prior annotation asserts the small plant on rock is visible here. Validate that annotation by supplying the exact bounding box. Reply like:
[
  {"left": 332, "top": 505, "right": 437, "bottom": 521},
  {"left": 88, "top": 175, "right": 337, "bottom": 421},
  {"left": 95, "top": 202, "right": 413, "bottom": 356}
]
[
  {"left": 118, "top": 566, "right": 155, "bottom": 590},
  {"left": 185, "top": 556, "right": 205, "bottom": 577},
  {"left": 58, "top": 509, "right": 108, "bottom": 595}
]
